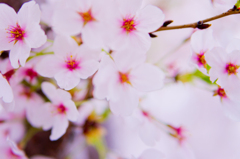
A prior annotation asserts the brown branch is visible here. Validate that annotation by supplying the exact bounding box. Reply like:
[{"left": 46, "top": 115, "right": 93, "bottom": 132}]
[{"left": 153, "top": 7, "right": 240, "bottom": 32}]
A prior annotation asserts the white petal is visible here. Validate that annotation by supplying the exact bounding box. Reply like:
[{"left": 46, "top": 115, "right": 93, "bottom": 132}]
[
  {"left": 191, "top": 29, "right": 215, "bottom": 53},
  {"left": 82, "top": 22, "right": 104, "bottom": 49},
  {"left": 55, "top": 70, "right": 80, "bottom": 90},
  {"left": 129, "top": 31, "right": 151, "bottom": 53},
  {"left": 92, "top": 55, "right": 116, "bottom": 99},
  {"left": 18, "top": 1, "right": 41, "bottom": 28},
  {"left": 25, "top": 24, "right": 47, "bottom": 48},
  {"left": 138, "top": 122, "right": 159, "bottom": 146},
  {"left": 0, "top": 29, "right": 13, "bottom": 50},
  {"left": 0, "top": 3, "right": 17, "bottom": 29},
  {"left": 139, "top": 149, "right": 164, "bottom": 159},
  {"left": 76, "top": 60, "right": 99, "bottom": 79},
  {"left": 36, "top": 55, "right": 62, "bottom": 78},
  {"left": 113, "top": 49, "right": 146, "bottom": 72},
  {"left": 130, "top": 63, "right": 165, "bottom": 92},
  {"left": 64, "top": 100, "right": 79, "bottom": 122},
  {"left": 109, "top": 84, "right": 139, "bottom": 116},
  {"left": 50, "top": 116, "right": 69, "bottom": 141},
  {"left": 116, "top": 0, "right": 143, "bottom": 15},
  {"left": 53, "top": 36, "right": 79, "bottom": 58},
  {"left": 137, "top": 5, "right": 164, "bottom": 32},
  {"left": 0, "top": 73, "right": 13, "bottom": 103},
  {"left": 222, "top": 99, "right": 240, "bottom": 121},
  {"left": 53, "top": 8, "right": 83, "bottom": 35},
  {"left": 9, "top": 41, "right": 31, "bottom": 68},
  {"left": 41, "top": 82, "right": 72, "bottom": 103}
]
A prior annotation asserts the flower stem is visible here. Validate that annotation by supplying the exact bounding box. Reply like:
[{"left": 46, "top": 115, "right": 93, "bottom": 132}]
[{"left": 153, "top": 7, "right": 240, "bottom": 32}]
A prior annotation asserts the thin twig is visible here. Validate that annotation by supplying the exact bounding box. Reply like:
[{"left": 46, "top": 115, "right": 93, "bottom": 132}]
[{"left": 153, "top": 7, "right": 240, "bottom": 32}]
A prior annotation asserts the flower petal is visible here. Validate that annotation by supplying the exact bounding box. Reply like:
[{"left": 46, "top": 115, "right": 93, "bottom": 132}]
[
  {"left": 109, "top": 84, "right": 139, "bottom": 116},
  {"left": 137, "top": 5, "right": 164, "bottom": 32},
  {"left": 55, "top": 70, "right": 80, "bottom": 90},
  {"left": 130, "top": 63, "right": 165, "bottom": 92},
  {"left": 18, "top": 1, "right": 41, "bottom": 28},
  {"left": 0, "top": 3, "right": 17, "bottom": 29},
  {"left": 25, "top": 24, "right": 47, "bottom": 48},
  {"left": 50, "top": 116, "right": 69, "bottom": 141}
]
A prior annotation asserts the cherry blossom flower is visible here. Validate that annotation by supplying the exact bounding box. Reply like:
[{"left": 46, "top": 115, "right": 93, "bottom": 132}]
[
  {"left": 52, "top": 0, "right": 111, "bottom": 49},
  {"left": 205, "top": 47, "right": 240, "bottom": 87},
  {"left": 190, "top": 29, "right": 215, "bottom": 74},
  {"left": 106, "top": 0, "right": 165, "bottom": 53},
  {"left": 0, "top": 1, "right": 47, "bottom": 68},
  {"left": 40, "top": 82, "right": 79, "bottom": 141},
  {"left": 93, "top": 51, "right": 165, "bottom": 116},
  {"left": 36, "top": 36, "right": 99, "bottom": 90},
  {"left": 213, "top": 85, "right": 240, "bottom": 121}
]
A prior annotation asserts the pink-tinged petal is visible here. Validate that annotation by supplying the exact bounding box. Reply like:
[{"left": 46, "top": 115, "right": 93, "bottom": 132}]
[
  {"left": 55, "top": 70, "right": 80, "bottom": 90},
  {"left": 41, "top": 82, "right": 72, "bottom": 103},
  {"left": 191, "top": 29, "right": 215, "bottom": 54},
  {"left": 25, "top": 24, "right": 47, "bottom": 48},
  {"left": 138, "top": 122, "right": 160, "bottom": 146},
  {"left": 81, "top": 22, "right": 104, "bottom": 49},
  {"left": 41, "top": 103, "right": 54, "bottom": 130},
  {"left": 17, "top": 1, "right": 41, "bottom": 28},
  {"left": 129, "top": 31, "right": 151, "bottom": 53},
  {"left": 53, "top": 9, "right": 83, "bottom": 35},
  {"left": 0, "top": 29, "right": 13, "bottom": 50},
  {"left": 50, "top": 116, "right": 69, "bottom": 141},
  {"left": 36, "top": 55, "right": 62, "bottom": 78},
  {"left": 130, "top": 63, "right": 165, "bottom": 92},
  {"left": 116, "top": 0, "right": 143, "bottom": 15},
  {"left": 113, "top": 49, "right": 146, "bottom": 72},
  {"left": 139, "top": 149, "right": 164, "bottom": 159},
  {"left": 109, "top": 84, "right": 139, "bottom": 116},
  {"left": 0, "top": 74, "right": 13, "bottom": 103},
  {"left": 93, "top": 56, "right": 116, "bottom": 99},
  {"left": 63, "top": 100, "right": 79, "bottom": 122},
  {"left": 137, "top": 5, "right": 164, "bottom": 32},
  {"left": 9, "top": 41, "right": 31, "bottom": 68},
  {"left": 53, "top": 36, "right": 79, "bottom": 58},
  {"left": 18, "top": 42, "right": 31, "bottom": 67},
  {"left": 222, "top": 99, "right": 240, "bottom": 121},
  {"left": 76, "top": 102, "right": 94, "bottom": 125},
  {"left": 0, "top": 3, "right": 17, "bottom": 29},
  {"left": 226, "top": 38, "right": 240, "bottom": 53},
  {"left": 76, "top": 60, "right": 99, "bottom": 79}
]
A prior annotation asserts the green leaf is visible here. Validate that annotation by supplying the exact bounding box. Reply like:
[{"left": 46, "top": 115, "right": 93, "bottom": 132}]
[{"left": 235, "top": 0, "right": 240, "bottom": 8}]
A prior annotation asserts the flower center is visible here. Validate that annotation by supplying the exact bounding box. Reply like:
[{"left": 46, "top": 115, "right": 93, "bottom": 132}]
[
  {"left": 225, "top": 63, "right": 239, "bottom": 75},
  {"left": 119, "top": 72, "right": 131, "bottom": 84},
  {"left": 6, "top": 23, "right": 25, "bottom": 44},
  {"left": 65, "top": 55, "right": 80, "bottom": 71},
  {"left": 214, "top": 87, "right": 227, "bottom": 99},
  {"left": 197, "top": 53, "right": 206, "bottom": 66},
  {"left": 168, "top": 125, "right": 185, "bottom": 144},
  {"left": 57, "top": 104, "right": 67, "bottom": 114},
  {"left": 25, "top": 68, "right": 38, "bottom": 82},
  {"left": 121, "top": 17, "right": 136, "bottom": 33},
  {"left": 78, "top": 9, "right": 95, "bottom": 25}
]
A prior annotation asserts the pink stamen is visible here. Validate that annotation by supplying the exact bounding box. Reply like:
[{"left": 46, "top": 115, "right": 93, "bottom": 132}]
[
  {"left": 6, "top": 23, "right": 25, "bottom": 44},
  {"left": 25, "top": 68, "right": 38, "bottom": 82},
  {"left": 57, "top": 104, "right": 67, "bottom": 114},
  {"left": 121, "top": 17, "right": 136, "bottom": 33},
  {"left": 65, "top": 55, "right": 80, "bottom": 71},
  {"left": 225, "top": 63, "right": 239, "bottom": 75},
  {"left": 119, "top": 72, "right": 131, "bottom": 84}
]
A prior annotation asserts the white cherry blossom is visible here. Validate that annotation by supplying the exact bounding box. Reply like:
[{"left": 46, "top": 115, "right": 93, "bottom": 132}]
[
  {"left": 36, "top": 36, "right": 99, "bottom": 90},
  {"left": 0, "top": 1, "right": 47, "bottom": 68},
  {"left": 40, "top": 82, "right": 79, "bottom": 141}
]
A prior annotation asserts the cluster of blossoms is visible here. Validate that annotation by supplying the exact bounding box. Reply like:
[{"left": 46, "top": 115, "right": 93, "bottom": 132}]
[{"left": 1, "top": 0, "right": 240, "bottom": 158}]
